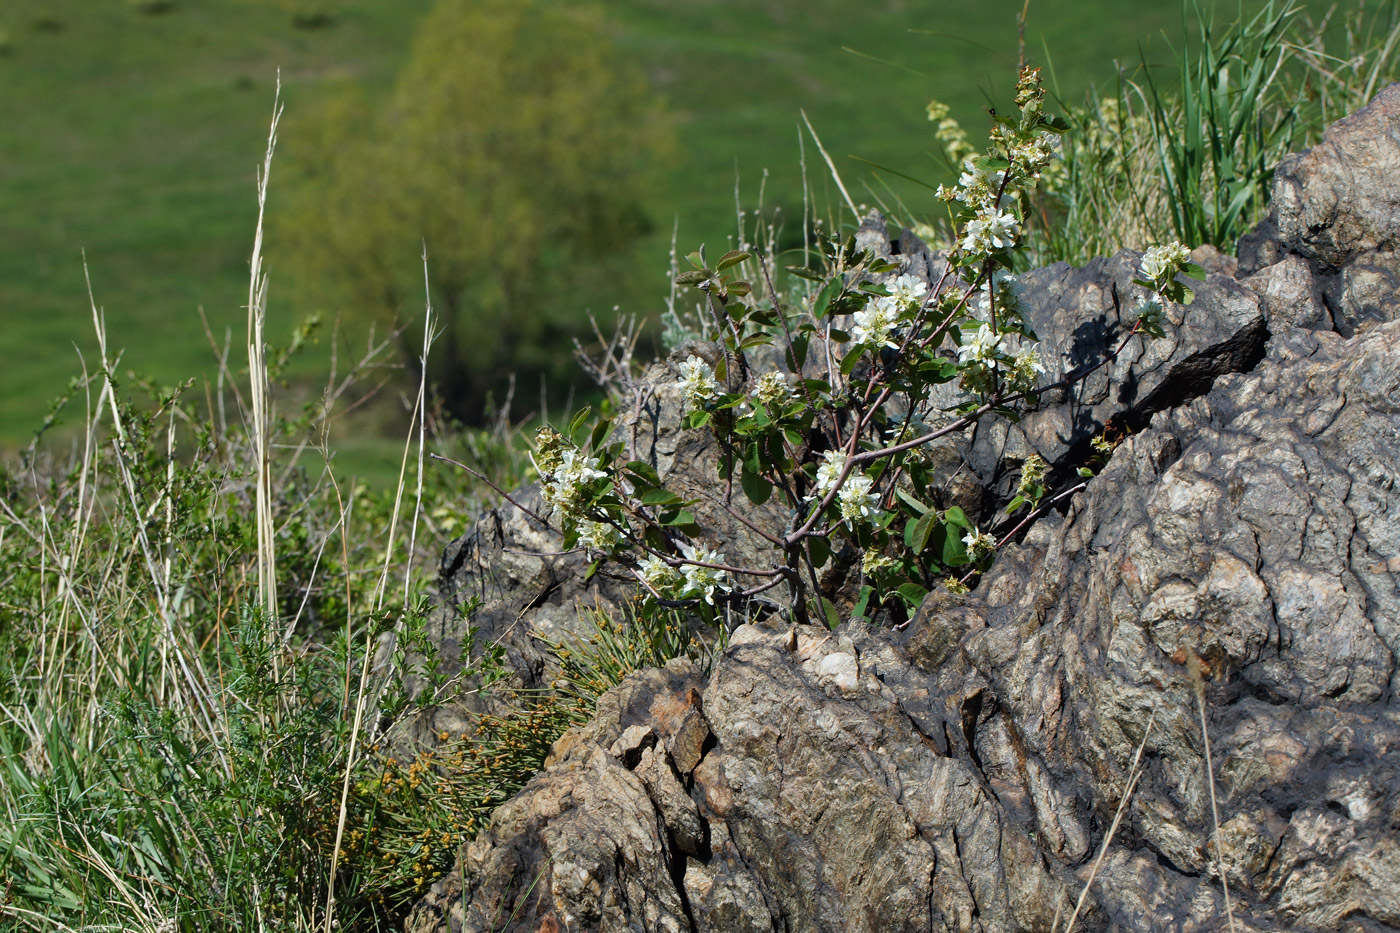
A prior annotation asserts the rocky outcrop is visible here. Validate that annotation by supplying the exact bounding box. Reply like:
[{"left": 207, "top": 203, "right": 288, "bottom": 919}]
[
  {"left": 1240, "top": 83, "right": 1400, "bottom": 336},
  {"left": 409, "top": 88, "right": 1400, "bottom": 931}
]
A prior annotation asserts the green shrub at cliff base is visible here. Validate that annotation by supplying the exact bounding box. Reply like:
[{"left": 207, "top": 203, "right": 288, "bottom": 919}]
[
  {"left": 277, "top": 0, "right": 672, "bottom": 423},
  {"left": 525, "top": 66, "right": 1203, "bottom": 636}
]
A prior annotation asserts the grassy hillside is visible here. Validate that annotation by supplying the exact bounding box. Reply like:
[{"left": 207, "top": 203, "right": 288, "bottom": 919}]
[{"left": 0, "top": 0, "right": 1333, "bottom": 458}]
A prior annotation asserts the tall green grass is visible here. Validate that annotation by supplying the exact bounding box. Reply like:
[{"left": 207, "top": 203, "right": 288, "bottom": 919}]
[{"left": 1023, "top": 0, "right": 1400, "bottom": 265}]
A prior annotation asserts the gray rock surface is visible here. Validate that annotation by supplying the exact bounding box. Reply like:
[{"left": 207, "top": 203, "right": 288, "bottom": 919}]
[{"left": 1243, "top": 83, "right": 1400, "bottom": 336}]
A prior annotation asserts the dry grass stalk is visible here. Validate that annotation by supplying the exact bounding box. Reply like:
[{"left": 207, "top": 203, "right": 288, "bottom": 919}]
[{"left": 1060, "top": 708, "right": 1157, "bottom": 933}]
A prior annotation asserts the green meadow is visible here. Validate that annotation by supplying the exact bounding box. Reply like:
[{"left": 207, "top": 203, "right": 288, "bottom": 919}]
[{"left": 0, "top": 0, "right": 1330, "bottom": 464}]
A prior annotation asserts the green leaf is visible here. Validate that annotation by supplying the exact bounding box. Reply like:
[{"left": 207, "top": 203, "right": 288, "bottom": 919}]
[
  {"left": 908, "top": 508, "right": 937, "bottom": 555},
  {"left": 589, "top": 417, "right": 612, "bottom": 453},
  {"left": 895, "top": 488, "right": 930, "bottom": 515},
  {"left": 640, "top": 488, "right": 684, "bottom": 506},
  {"left": 808, "top": 535, "right": 831, "bottom": 569},
  {"left": 568, "top": 406, "right": 593, "bottom": 442},
  {"left": 716, "top": 249, "right": 751, "bottom": 271},
  {"left": 624, "top": 460, "right": 661, "bottom": 487},
  {"left": 660, "top": 509, "right": 700, "bottom": 535},
  {"left": 792, "top": 334, "right": 809, "bottom": 370},
  {"left": 675, "top": 269, "right": 712, "bottom": 286},
  {"left": 1183, "top": 262, "right": 1207, "bottom": 280},
  {"left": 1005, "top": 495, "right": 1027, "bottom": 514},
  {"left": 896, "top": 581, "right": 929, "bottom": 610},
  {"left": 1077, "top": 466, "right": 1094, "bottom": 477},
  {"left": 942, "top": 506, "right": 970, "bottom": 530},
  {"left": 813, "top": 275, "right": 843, "bottom": 319},
  {"left": 740, "top": 466, "right": 773, "bottom": 505},
  {"left": 919, "top": 358, "right": 961, "bottom": 383},
  {"left": 786, "top": 265, "right": 826, "bottom": 282},
  {"left": 851, "top": 584, "right": 874, "bottom": 622},
  {"left": 685, "top": 250, "right": 705, "bottom": 269},
  {"left": 727, "top": 280, "right": 752, "bottom": 298},
  {"left": 939, "top": 512, "right": 971, "bottom": 567},
  {"left": 739, "top": 333, "right": 772, "bottom": 349},
  {"left": 840, "top": 349, "right": 864, "bottom": 376}
]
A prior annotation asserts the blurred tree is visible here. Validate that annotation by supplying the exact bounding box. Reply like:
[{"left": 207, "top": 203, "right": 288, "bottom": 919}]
[{"left": 276, "top": 0, "right": 670, "bottom": 421}]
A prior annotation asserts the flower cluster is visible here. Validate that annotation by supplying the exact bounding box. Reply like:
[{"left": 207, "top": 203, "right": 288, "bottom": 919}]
[
  {"left": 955, "top": 160, "right": 1010, "bottom": 211},
  {"left": 962, "top": 526, "right": 997, "bottom": 560},
  {"left": 1009, "top": 132, "right": 1059, "bottom": 180},
  {"left": 638, "top": 545, "right": 732, "bottom": 606},
  {"left": 1139, "top": 242, "right": 1192, "bottom": 286},
  {"left": 677, "top": 542, "right": 730, "bottom": 605},
  {"left": 1133, "top": 241, "right": 1196, "bottom": 337},
  {"left": 532, "top": 425, "right": 565, "bottom": 476},
  {"left": 861, "top": 547, "right": 898, "bottom": 577},
  {"left": 638, "top": 554, "right": 682, "bottom": 593},
  {"left": 1008, "top": 452, "right": 1049, "bottom": 513},
  {"left": 539, "top": 447, "right": 607, "bottom": 525},
  {"left": 577, "top": 519, "right": 620, "bottom": 554},
  {"left": 810, "top": 450, "right": 847, "bottom": 500},
  {"left": 838, "top": 472, "right": 881, "bottom": 527},
  {"left": 888, "top": 272, "right": 929, "bottom": 308},
  {"left": 961, "top": 209, "right": 1020, "bottom": 258},
  {"left": 852, "top": 297, "right": 901, "bottom": 349},
  {"left": 749, "top": 371, "right": 795, "bottom": 408},
  {"left": 957, "top": 323, "right": 1003, "bottom": 366},
  {"left": 1009, "top": 340, "right": 1046, "bottom": 389},
  {"left": 677, "top": 355, "right": 718, "bottom": 410}
]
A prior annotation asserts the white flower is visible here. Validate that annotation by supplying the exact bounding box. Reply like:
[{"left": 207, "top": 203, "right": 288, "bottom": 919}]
[
  {"left": 678, "top": 542, "right": 730, "bottom": 605},
  {"left": 961, "top": 209, "right": 1019, "bottom": 255},
  {"left": 677, "top": 355, "right": 718, "bottom": 408},
  {"left": 810, "top": 450, "right": 847, "bottom": 500},
  {"left": 957, "top": 323, "right": 1004, "bottom": 365},
  {"left": 957, "top": 159, "right": 1006, "bottom": 201},
  {"left": 888, "top": 273, "right": 929, "bottom": 307},
  {"left": 851, "top": 296, "right": 901, "bottom": 349},
  {"left": 962, "top": 526, "right": 996, "bottom": 557},
  {"left": 1139, "top": 242, "right": 1191, "bottom": 284},
  {"left": 838, "top": 472, "right": 881, "bottom": 526},
  {"left": 557, "top": 448, "right": 606, "bottom": 485},
  {"left": 749, "top": 371, "right": 795, "bottom": 408},
  {"left": 1011, "top": 132, "right": 1059, "bottom": 178},
  {"left": 577, "top": 519, "right": 619, "bottom": 554},
  {"left": 541, "top": 448, "right": 607, "bottom": 522},
  {"left": 639, "top": 554, "right": 682, "bottom": 593},
  {"left": 1010, "top": 345, "right": 1045, "bottom": 389}
]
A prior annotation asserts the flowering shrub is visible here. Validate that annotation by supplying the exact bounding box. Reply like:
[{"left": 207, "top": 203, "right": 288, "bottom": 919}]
[{"left": 523, "top": 67, "right": 1201, "bottom": 630}]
